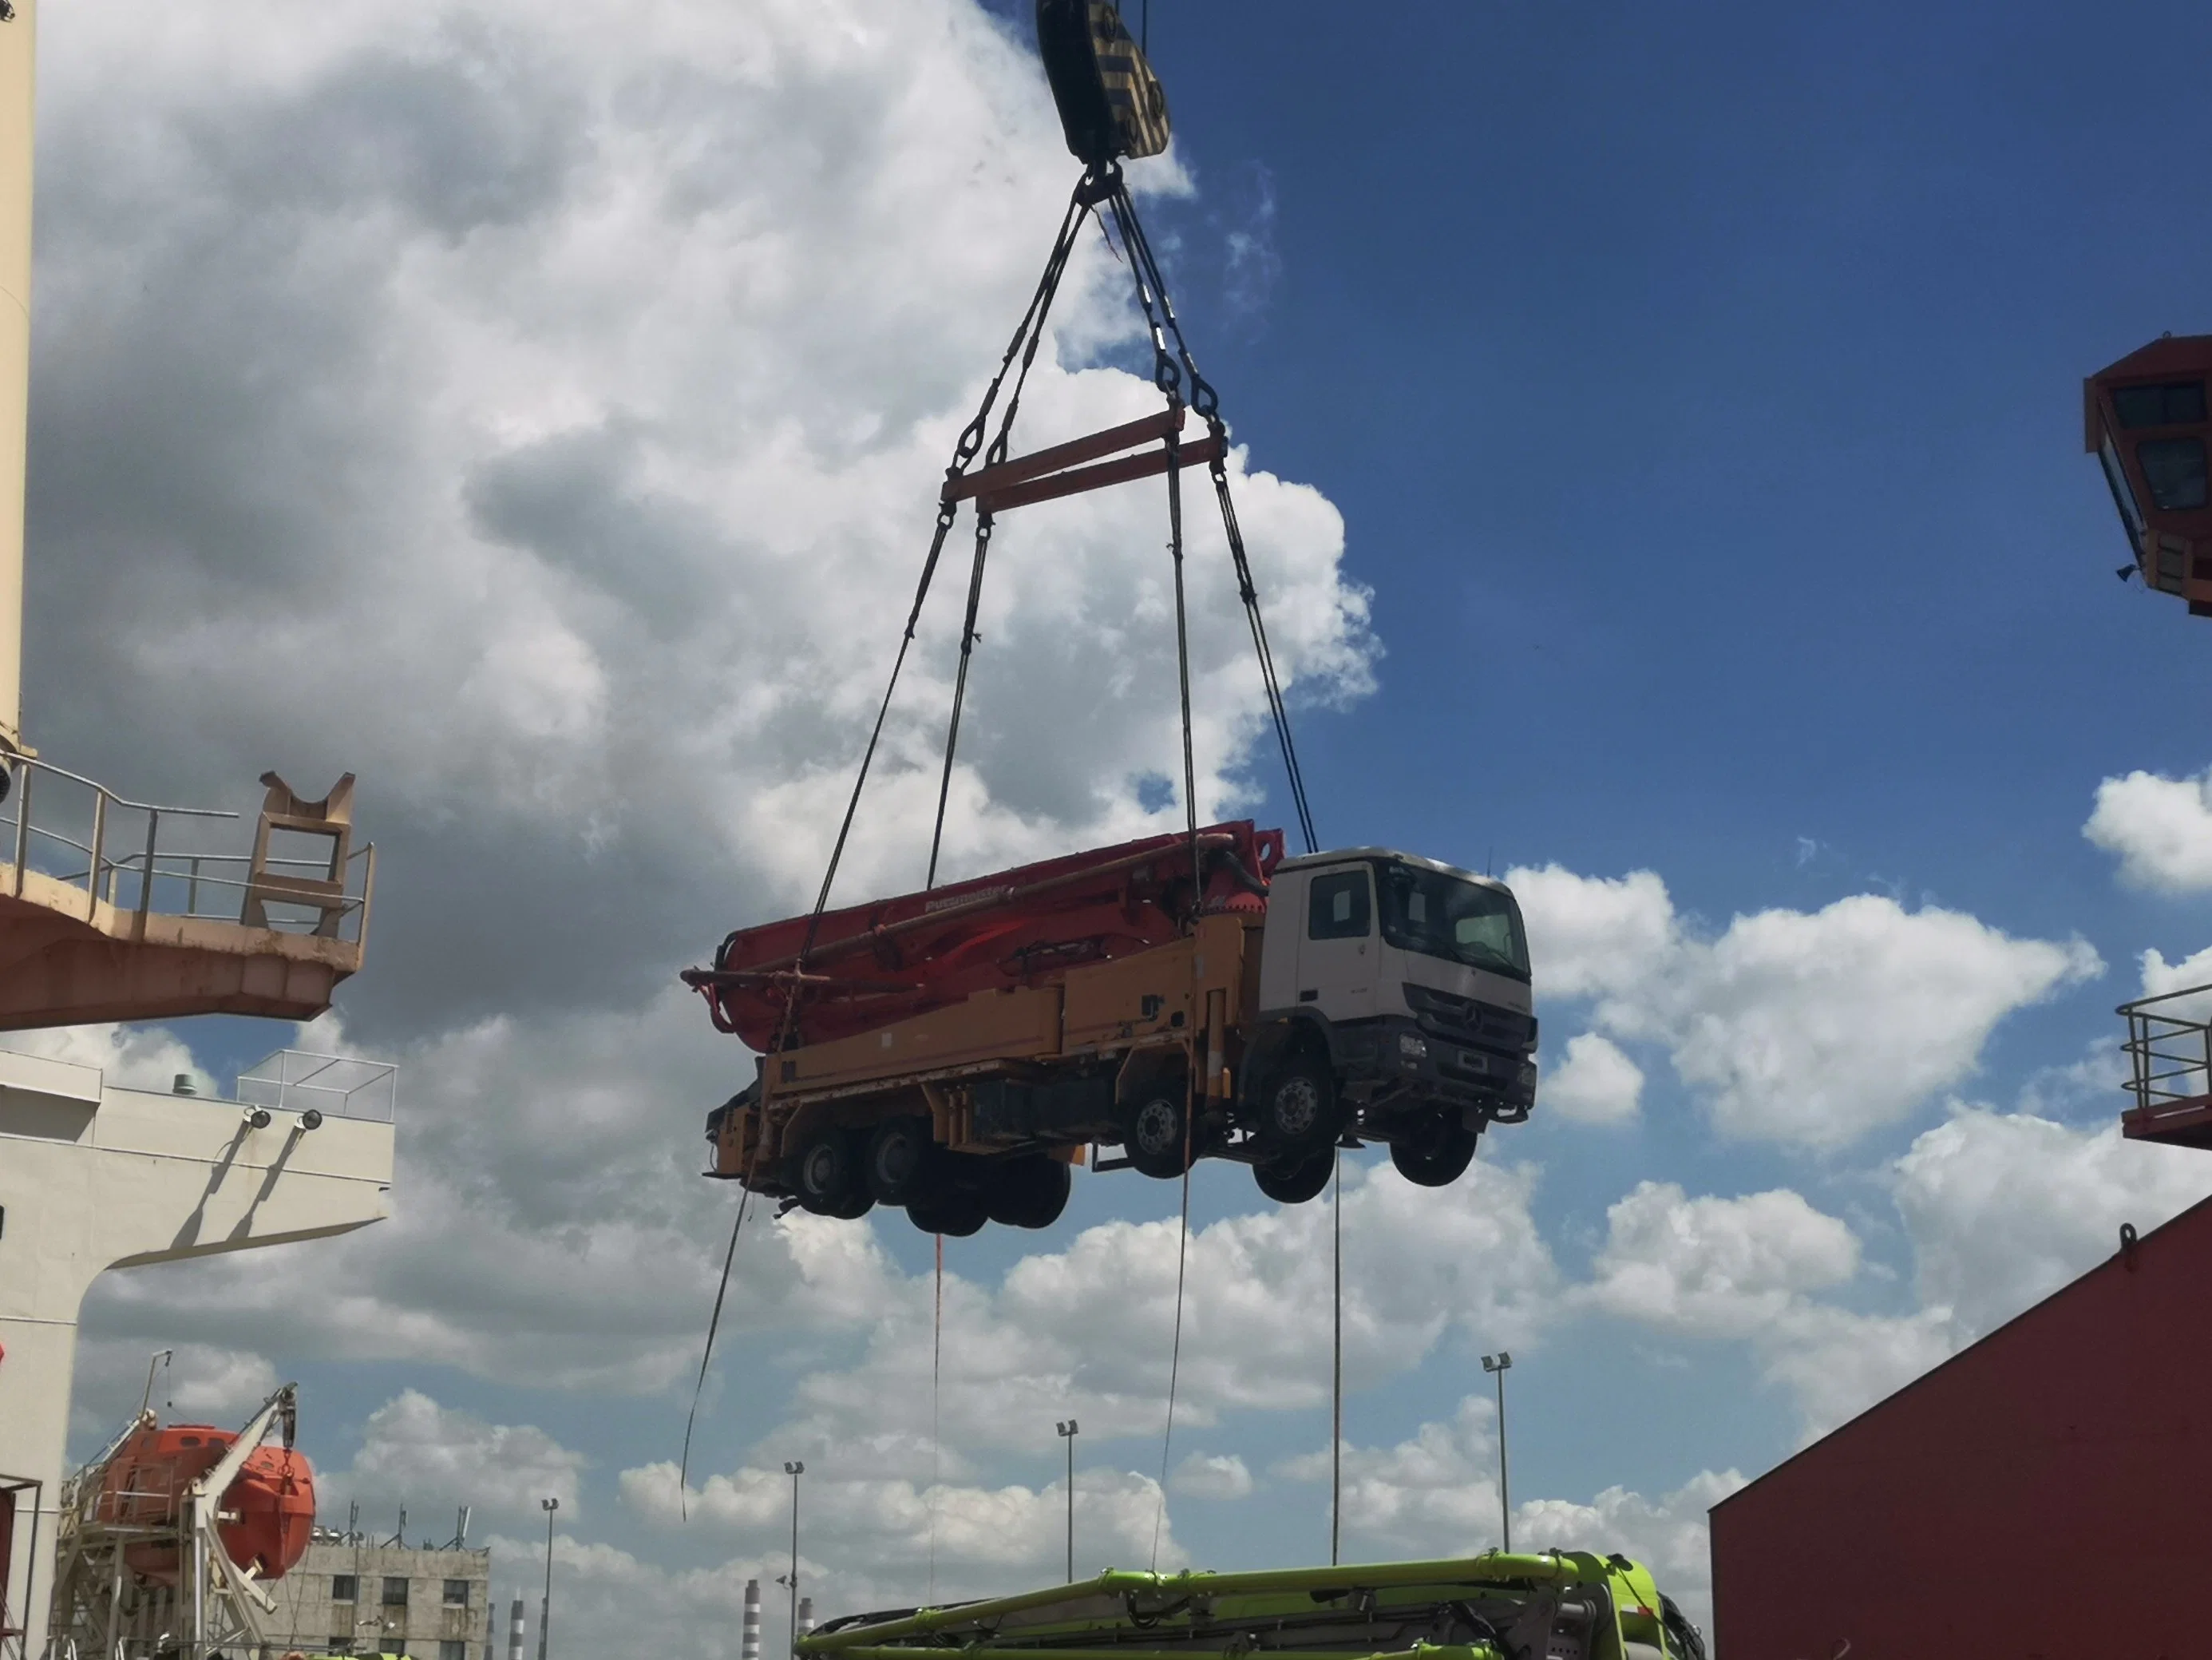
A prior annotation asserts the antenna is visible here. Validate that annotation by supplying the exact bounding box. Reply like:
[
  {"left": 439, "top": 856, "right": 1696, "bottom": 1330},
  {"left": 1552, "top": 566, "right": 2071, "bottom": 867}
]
[{"left": 138, "top": 1349, "right": 173, "bottom": 1420}]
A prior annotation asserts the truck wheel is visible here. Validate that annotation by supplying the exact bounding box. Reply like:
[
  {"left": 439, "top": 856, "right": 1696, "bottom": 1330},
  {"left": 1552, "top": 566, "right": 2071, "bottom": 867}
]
[
  {"left": 984, "top": 1156, "right": 1071, "bottom": 1229},
  {"left": 1388, "top": 1115, "right": 1479, "bottom": 1187},
  {"left": 866, "top": 1115, "right": 934, "bottom": 1205},
  {"left": 1122, "top": 1089, "right": 1195, "bottom": 1179},
  {"left": 1252, "top": 1147, "right": 1333, "bottom": 1205},
  {"left": 1256, "top": 1054, "right": 1339, "bottom": 1161},
  {"left": 828, "top": 1146, "right": 876, "bottom": 1219},
  {"left": 908, "top": 1194, "right": 987, "bottom": 1237},
  {"left": 789, "top": 1129, "right": 863, "bottom": 1215}
]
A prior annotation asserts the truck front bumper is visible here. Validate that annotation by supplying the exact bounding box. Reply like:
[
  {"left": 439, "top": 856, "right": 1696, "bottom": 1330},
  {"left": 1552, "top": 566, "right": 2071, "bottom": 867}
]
[{"left": 1334, "top": 1016, "right": 1537, "bottom": 1120}]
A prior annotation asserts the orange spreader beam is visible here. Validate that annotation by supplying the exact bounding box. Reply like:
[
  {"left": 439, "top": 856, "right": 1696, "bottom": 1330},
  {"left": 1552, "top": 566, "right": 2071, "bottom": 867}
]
[{"left": 942, "top": 405, "right": 1225, "bottom": 517}]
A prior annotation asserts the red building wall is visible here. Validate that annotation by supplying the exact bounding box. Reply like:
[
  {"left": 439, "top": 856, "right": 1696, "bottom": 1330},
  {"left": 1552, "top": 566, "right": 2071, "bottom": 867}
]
[{"left": 1711, "top": 1193, "right": 2211, "bottom": 1659}]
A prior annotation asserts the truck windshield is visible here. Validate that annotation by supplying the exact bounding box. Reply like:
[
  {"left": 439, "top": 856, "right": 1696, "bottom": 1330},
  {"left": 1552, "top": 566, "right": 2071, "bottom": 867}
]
[{"left": 1375, "top": 862, "right": 1529, "bottom": 981}]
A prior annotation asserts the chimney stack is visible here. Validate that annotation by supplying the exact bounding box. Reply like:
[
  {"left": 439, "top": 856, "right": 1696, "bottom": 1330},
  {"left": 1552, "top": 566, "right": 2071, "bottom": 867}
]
[
  {"left": 742, "top": 1579, "right": 762, "bottom": 1660},
  {"left": 797, "top": 1597, "right": 815, "bottom": 1642},
  {"left": 508, "top": 1593, "right": 526, "bottom": 1660}
]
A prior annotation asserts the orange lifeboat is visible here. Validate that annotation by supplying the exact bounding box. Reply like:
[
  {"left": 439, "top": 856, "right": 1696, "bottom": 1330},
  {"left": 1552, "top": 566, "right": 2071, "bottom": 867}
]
[{"left": 98, "top": 1424, "right": 315, "bottom": 1584}]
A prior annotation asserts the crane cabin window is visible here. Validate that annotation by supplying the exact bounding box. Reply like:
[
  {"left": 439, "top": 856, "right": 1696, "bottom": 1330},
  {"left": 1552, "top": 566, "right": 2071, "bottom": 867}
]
[
  {"left": 2114, "top": 380, "right": 2207, "bottom": 429},
  {"left": 1308, "top": 870, "right": 1372, "bottom": 940},
  {"left": 2101, "top": 430, "right": 2148, "bottom": 551},
  {"left": 2139, "top": 437, "right": 2209, "bottom": 511}
]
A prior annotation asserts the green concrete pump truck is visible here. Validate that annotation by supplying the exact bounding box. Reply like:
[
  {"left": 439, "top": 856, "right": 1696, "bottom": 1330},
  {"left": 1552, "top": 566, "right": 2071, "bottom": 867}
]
[{"left": 797, "top": 1551, "right": 1705, "bottom": 1660}]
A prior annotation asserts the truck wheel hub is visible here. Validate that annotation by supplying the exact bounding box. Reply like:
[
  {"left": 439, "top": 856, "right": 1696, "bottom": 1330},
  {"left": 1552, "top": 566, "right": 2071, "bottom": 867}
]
[
  {"left": 1132, "top": 1098, "right": 1181, "bottom": 1152},
  {"left": 1272, "top": 1076, "right": 1320, "bottom": 1137}
]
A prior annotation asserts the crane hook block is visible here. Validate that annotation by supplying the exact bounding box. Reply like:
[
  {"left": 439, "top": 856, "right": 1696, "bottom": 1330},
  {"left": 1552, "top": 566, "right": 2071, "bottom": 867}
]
[{"left": 1037, "top": 0, "right": 1171, "bottom": 167}]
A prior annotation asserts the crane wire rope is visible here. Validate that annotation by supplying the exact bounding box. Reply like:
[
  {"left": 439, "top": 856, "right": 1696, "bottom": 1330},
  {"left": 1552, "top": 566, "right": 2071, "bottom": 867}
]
[
  {"left": 1149, "top": 404, "right": 1201, "bottom": 1571},
  {"left": 1151, "top": 1086, "right": 1194, "bottom": 1571},
  {"left": 1102, "top": 179, "right": 1316, "bottom": 853},
  {"left": 1331, "top": 1149, "right": 1342, "bottom": 1563},
  {"left": 928, "top": 1232, "right": 944, "bottom": 1601},
  {"left": 793, "top": 173, "right": 1098, "bottom": 988},
  {"left": 679, "top": 1182, "right": 755, "bottom": 1515}
]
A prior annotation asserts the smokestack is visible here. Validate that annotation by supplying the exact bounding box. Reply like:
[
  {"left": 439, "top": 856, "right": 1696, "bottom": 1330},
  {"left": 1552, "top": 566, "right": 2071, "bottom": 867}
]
[
  {"left": 742, "top": 1579, "right": 761, "bottom": 1660},
  {"left": 508, "top": 1594, "right": 526, "bottom": 1660},
  {"left": 797, "top": 1597, "right": 814, "bottom": 1642}
]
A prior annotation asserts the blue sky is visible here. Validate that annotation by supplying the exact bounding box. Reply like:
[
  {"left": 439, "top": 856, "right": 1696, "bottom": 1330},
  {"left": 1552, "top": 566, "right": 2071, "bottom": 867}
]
[{"left": 30, "top": 0, "right": 2212, "bottom": 1650}]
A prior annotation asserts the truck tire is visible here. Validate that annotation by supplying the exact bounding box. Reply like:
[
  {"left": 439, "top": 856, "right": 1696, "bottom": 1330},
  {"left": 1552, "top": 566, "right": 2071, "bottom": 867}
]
[
  {"left": 866, "top": 1115, "right": 934, "bottom": 1206},
  {"left": 983, "top": 1156, "right": 1071, "bottom": 1229},
  {"left": 1255, "top": 1054, "right": 1339, "bottom": 1161},
  {"left": 1122, "top": 1088, "right": 1195, "bottom": 1179},
  {"left": 1388, "top": 1115, "right": 1479, "bottom": 1187},
  {"left": 1252, "top": 1147, "right": 1332, "bottom": 1205},
  {"left": 908, "top": 1193, "right": 987, "bottom": 1237},
  {"left": 789, "top": 1128, "right": 865, "bottom": 1215}
]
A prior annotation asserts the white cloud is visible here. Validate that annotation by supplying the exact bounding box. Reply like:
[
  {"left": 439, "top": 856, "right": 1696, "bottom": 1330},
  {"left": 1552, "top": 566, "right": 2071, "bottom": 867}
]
[
  {"left": 1577, "top": 1106, "right": 2212, "bottom": 1445},
  {"left": 30, "top": 0, "right": 1373, "bottom": 1048},
  {"left": 67, "top": 1340, "right": 279, "bottom": 1445},
  {"left": 1274, "top": 1395, "right": 1501, "bottom": 1551},
  {"left": 2139, "top": 942, "right": 2212, "bottom": 998},
  {"left": 762, "top": 1157, "right": 1557, "bottom": 1468},
  {"left": 1583, "top": 1182, "right": 1859, "bottom": 1340},
  {"left": 1510, "top": 866, "right": 2101, "bottom": 1147},
  {"left": 1171, "top": 1452, "right": 1252, "bottom": 1500},
  {"left": 1515, "top": 1468, "right": 1743, "bottom": 1635},
  {"left": 2084, "top": 767, "right": 2212, "bottom": 891},
  {"left": 621, "top": 1457, "right": 1181, "bottom": 1583},
  {"left": 1893, "top": 1104, "right": 2212, "bottom": 1338},
  {"left": 1276, "top": 1401, "right": 1735, "bottom": 1634},
  {"left": 2, "top": 1024, "right": 213, "bottom": 1095},
  {"left": 1543, "top": 1032, "right": 1644, "bottom": 1125},
  {"left": 1666, "top": 897, "right": 2100, "bottom": 1146},
  {"left": 338, "top": 1391, "right": 588, "bottom": 1523},
  {"left": 1504, "top": 866, "right": 1677, "bottom": 1003}
]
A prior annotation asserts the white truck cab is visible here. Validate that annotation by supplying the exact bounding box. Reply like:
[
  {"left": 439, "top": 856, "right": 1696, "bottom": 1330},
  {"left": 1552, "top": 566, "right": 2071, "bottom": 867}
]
[{"left": 1248, "top": 850, "right": 1538, "bottom": 1183}]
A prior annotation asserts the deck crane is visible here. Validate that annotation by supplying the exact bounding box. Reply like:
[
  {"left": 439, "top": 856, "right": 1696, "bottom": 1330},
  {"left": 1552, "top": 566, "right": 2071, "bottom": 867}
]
[{"left": 682, "top": 2, "right": 1541, "bottom": 1235}]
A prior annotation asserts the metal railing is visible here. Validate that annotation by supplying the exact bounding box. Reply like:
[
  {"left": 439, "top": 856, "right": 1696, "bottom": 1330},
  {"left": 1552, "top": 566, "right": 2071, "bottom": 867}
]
[
  {"left": 0, "top": 755, "right": 373, "bottom": 944},
  {"left": 2117, "top": 982, "right": 2212, "bottom": 1112},
  {"left": 236, "top": 1048, "right": 398, "bottom": 1124}
]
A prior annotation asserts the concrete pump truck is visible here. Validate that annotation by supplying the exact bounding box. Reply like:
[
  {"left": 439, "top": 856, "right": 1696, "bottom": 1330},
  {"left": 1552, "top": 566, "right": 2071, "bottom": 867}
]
[{"left": 687, "top": 822, "right": 1538, "bottom": 1235}]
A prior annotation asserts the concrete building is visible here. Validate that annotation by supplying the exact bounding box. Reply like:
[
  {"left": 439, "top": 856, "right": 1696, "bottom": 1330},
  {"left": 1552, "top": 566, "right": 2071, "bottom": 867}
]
[
  {"left": 1710, "top": 1191, "right": 2212, "bottom": 1657},
  {"left": 266, "top": 1538, "right": 494, "bottom": 1660},
  {"left": 0, "top": 1052, "right": 396, "bottom": 1660}
]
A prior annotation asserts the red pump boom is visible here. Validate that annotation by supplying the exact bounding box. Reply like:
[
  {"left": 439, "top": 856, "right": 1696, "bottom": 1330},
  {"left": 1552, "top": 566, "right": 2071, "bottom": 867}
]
[{"left": 686, "top": 822, "right": 1284, "bottom": 1052}]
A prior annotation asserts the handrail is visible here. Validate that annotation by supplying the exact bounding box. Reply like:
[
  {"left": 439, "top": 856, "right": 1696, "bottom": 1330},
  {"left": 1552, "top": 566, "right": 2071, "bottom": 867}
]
[
  {"left": 3, "top": 753, "right": 238, "bottom": 821},
  {"left": 2116, "top": 982, "right": 2212, "bottom": 1111},
  {"left": 0, "top": 755, "right": 370, "bottom": 945}
]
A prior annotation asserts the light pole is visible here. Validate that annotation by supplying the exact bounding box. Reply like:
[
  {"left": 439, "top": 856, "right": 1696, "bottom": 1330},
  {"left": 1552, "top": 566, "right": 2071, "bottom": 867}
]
[
  {"left": 1055, "top": 1420, "right": 1078, "bottom": 1582},
  {"left": 1481, "top": 1353, "right": 1512, "bottom": 1553},
  {"left": 536, "top": 1497, "right": 559, "bottom": 1660},
  {"left": 783, "top": 1460, "right": 805, "bottom": 1658}
]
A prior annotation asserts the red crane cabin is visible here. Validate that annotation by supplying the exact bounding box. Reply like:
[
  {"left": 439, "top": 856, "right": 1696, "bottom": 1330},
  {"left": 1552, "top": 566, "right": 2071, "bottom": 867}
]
[{"left": 2086, "top": 334, "right": 2212, "bottom": 612}]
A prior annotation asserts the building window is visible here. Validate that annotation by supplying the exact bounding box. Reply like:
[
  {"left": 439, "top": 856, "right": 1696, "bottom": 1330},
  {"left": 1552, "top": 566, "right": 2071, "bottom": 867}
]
[
  {"left": 442, "top": 1580, "right": 471, "bottom": 1608},
  {"left": 328, "top": 1638, "right": 354, "bottom": 1656},
  {"left": 331, "top": 1575, "right": 358, "bottom": 1603},
  {"left": 439, "top": 1643, "right": 468, "bottom": 1660},
  {"left": 383, "top": 1576, "right": 410, "bottom": 1607}
]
